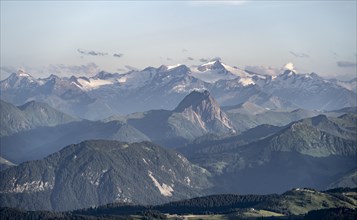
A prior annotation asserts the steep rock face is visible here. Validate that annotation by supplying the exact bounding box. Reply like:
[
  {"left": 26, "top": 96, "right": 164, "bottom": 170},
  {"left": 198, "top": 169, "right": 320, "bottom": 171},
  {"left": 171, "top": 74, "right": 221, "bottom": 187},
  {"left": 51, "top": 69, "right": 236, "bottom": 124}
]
[
  {"left": 173, "top": 90, "right": 236, "bottom": 135},
  {"left": 2, "top": 91, "right": 237, "bottom": 163},
  {"left": 0, "top": 140, "right": 212, "bottom": 211},
  {"left": 124, "top": 90, "right": 236, "bottom": 146}
]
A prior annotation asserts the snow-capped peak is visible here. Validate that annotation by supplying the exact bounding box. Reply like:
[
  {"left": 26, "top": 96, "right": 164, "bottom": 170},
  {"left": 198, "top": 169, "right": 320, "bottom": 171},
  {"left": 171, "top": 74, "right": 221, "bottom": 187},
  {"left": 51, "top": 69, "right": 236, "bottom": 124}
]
[
  {"left": 283, "top": 62, "right": 294, "bottom": 71},
  {"left": 191, "top": 60, "right": 255, "bottom": 84},
  {"left": 282, "top": 62, "right": 297, "bottom": 74},
  {"left": 197, "top": 60, "right": 224, "bottom": 72},
  {"left": 221, "top": 63, "right": 254, "bottom": 79},
  {"left": 201, "top": 60, "right": 219, "bottom": 67},
  {"left": 16, "top": 69, "right": 33, "bottom": 78},
  {"left": 166, "top": 64, "right": 182, "bottom": 70},
  {"left": 0, "top": 69, "right": 39, "bottom": 90}
]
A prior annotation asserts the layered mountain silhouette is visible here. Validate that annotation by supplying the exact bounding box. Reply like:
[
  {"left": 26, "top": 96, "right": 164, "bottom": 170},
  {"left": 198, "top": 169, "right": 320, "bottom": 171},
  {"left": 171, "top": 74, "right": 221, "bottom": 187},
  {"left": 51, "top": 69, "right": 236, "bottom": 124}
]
[
  {"left": 0, "top": 75, "right": 356, "bottom": 213},
  {"left": 1, "top": 120, "right": 150, "bottom": 163},
  {"left": 0, "top": 100, "right": 77, "bottom": 137},
  {"left": 1, "top": 90, "right": 234, "bottom": 163},
  {"left": 181, "top": 113, "right": 357, "bottom": 194}
]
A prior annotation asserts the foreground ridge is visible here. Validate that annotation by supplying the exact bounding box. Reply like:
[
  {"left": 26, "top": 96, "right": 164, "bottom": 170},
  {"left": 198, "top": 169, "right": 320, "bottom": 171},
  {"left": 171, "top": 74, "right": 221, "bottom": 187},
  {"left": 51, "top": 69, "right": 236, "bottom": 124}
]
[{"left": 1, "top": 187, "right": 356, "bottom": 219}]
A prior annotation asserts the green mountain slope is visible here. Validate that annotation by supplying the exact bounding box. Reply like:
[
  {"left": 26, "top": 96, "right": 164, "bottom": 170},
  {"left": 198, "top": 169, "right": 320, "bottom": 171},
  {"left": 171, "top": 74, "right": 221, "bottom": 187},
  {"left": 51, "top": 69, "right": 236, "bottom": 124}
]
[
  {"left": 180, "top": 114, "right": 357, "bottom": 194},
  {"left": 0, "top": 100, "right": 77, "bottom": 137},
  {"left": 0, "top": 140, "right": 212, "bottom": 211}
]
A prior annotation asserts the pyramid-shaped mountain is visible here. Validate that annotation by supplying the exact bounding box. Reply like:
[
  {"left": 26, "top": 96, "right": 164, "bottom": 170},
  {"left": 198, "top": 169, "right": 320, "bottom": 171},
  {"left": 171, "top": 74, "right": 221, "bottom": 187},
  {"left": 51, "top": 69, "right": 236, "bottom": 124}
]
[
  {"left": 174, "top": 90, "right": 236, "bottom": 134},
  {"left": 125, "top": 90, "right": 236, "bottom": 146}
]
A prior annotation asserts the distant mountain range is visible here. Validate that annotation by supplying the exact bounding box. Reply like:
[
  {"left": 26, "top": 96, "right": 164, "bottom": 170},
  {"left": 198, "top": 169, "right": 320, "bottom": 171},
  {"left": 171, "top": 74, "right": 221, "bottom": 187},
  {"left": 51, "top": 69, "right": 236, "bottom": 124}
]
[
  {"left": 4, "top": 90, "right": 340, "bottom": 164},
  {"left": 1, "top": 60, "right": 355, "bottom": 119},
  {"left": 1, "top": 91, "right": 356, "bottom": 193}
]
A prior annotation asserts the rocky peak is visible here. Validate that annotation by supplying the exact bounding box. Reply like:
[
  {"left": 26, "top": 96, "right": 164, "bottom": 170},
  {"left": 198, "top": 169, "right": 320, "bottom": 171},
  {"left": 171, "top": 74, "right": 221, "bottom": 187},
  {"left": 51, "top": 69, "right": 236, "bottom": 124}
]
[
  {"left": 174, "top": 90, "right": 211, "bottom": 112},
  {"left": 174, "top": 90, "right": 236, "bottom": 134},
  {"left": 0, "top": 70, "right": 38, "bottom": 90},
  {"left": 197, "top": 60, "right": 225, "bottom": 72}
]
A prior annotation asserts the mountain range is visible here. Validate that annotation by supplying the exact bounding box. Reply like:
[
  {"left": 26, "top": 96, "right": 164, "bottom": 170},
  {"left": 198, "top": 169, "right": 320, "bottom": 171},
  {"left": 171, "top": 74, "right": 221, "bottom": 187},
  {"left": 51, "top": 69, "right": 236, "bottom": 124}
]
[
  {"left": 0, "top": 61, "right": 356, "bottom": 213},
  {"left": 180, "top": 113, "right": 357, "bottom": 194},
  {"left": 1, "top": 60, "right": 355, "bottom": 120},
  {"left": 1, "top": 90, "right": 235, "bottom": 163},
  {"left": 0, "top": 91, "right": 356, "bottom": 212}
]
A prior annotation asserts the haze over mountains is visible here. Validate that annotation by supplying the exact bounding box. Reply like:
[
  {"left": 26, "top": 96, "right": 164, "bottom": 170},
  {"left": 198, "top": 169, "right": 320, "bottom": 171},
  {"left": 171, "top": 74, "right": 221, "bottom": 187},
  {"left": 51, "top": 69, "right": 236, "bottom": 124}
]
[
  {"left": 1, "top": 60, "right": 355, "bottom": 120},
  {"left": 1, "top": 91, "right": 235, "bottom": 163},
  {"left": 0, "top": 60, "right": 356, "bottom": 213},
  {"left": 0, "top": 100, "right": 77, "bottom": 137}
]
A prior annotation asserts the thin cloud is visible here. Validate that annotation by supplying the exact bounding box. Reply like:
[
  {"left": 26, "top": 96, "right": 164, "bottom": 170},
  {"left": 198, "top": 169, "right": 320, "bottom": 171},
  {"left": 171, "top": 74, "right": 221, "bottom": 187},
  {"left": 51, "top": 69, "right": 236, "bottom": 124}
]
[
  {"left": 245, "top": 65, "right": 280, "bottom": 76},
  {"left": 199, "top": 58, "right": 209, "bottom": 62},
  {"left": 113, "top": 53, "right": 123, "bottom": 58},
  {"left": 210, "top": 57, "right": 222, "bottom": 61},
  {"left": 125, "top": 65, "right": 139, "bottom": 71},
  {"left": 166, "top": 57, "right": 172, "bottom": 61},
  {"left": 47, "top": 63, "right": 100, "bottom": 76},
  {"left": 117, "top": 68, "right": 126, "bottom": 72},
  {"left": 290, "top": 51, "right": 310, "bottom": 58},
  {"left": 77, "top": 48, "right": 108, "bottom": 56},
  {"left": 0, "top": 66, "right": 17, "bottom": 74},
  {"left": 337, "top": 61, "right": 357, "bottom": 68},
  {"left": 182, "top": 49, "right": 188, "bottom": 52},
  {"left": 187, "top": 57, "right": 195, "bottom": 61},
  {"left": 0, "top": 66, "right": 18, "bottom": 80},
  {"left": 199, "top": 57, "right": 221, "bottom": 62}
]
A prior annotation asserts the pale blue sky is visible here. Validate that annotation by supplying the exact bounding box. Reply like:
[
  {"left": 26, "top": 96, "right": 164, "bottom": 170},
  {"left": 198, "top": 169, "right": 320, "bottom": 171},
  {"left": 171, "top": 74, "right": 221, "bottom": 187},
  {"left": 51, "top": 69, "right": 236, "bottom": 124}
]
[{"left": 1, "top": 1, "right": 356, "bottom": 80}]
